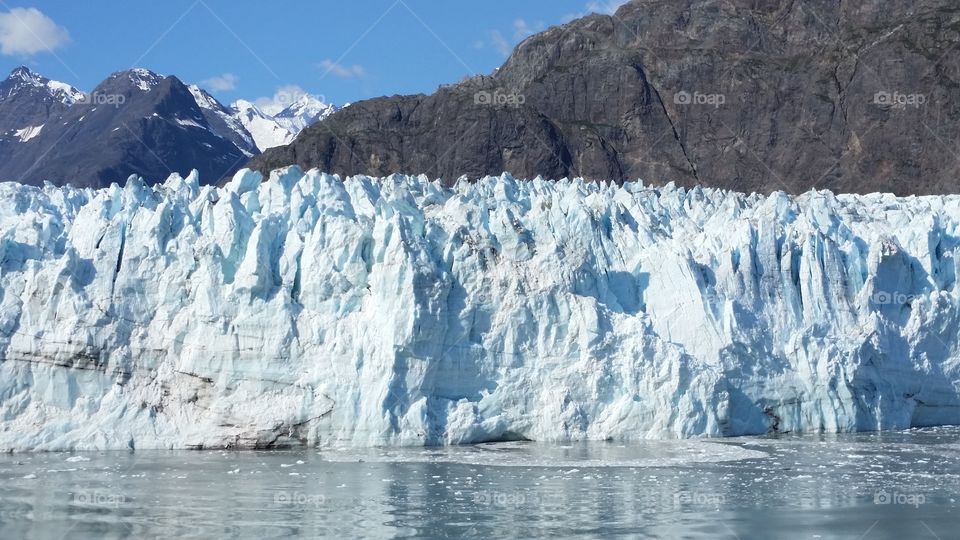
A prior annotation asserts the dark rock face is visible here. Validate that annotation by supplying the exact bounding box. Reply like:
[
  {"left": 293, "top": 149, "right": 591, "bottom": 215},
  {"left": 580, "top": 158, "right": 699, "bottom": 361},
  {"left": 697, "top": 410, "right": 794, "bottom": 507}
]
[
  {"left": 189, "top": 85, "right": 258, "bottom": 156},
  {"left": 0, "top": 68, "right": 257, "bottom": 188},
  {"left": 249, "top": 0, "right": 960, "bottom": 195},
  {"left": 0, "top": 67, "right": 78, "bottom": 141}
]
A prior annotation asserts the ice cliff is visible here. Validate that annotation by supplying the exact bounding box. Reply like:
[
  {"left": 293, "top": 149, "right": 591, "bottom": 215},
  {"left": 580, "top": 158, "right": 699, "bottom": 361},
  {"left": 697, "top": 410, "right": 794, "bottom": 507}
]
[{"left": 1, "top": 168, "right": 959, "bottom": 451}]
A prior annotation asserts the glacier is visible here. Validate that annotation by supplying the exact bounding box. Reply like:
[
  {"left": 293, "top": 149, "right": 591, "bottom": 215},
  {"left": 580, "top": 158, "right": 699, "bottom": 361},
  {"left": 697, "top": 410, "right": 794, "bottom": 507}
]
[{"left": 0, "top": 168, "right": 959, "bottom": 451}]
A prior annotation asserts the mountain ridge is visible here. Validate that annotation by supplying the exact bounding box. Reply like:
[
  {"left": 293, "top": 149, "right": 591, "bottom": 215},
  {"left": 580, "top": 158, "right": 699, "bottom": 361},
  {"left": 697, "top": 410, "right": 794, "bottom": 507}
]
[
  {"left": 248, "top": 0, "right": 960, "bottom": 196},
  {"left": 0, "top": 66, "right": 335, "bottom": 187}
]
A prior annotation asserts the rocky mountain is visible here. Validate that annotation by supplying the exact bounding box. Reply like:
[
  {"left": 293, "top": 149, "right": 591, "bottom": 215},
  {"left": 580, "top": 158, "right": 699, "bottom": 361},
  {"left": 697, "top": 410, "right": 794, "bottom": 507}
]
[
  {"left": 0, "top": 67, "right": 257, "bottom": 188},
  {"left": 0, "top": 67, "right": 334, "bottom": 188},
  {"left": 0, "top": 67, "right": 83, "bottom": 144},
  {"left": 188, "top": 84, "right": 258, "bottom": 156},
  {"left": 249, "top": 0, "right": 960, "bottom": 195}
]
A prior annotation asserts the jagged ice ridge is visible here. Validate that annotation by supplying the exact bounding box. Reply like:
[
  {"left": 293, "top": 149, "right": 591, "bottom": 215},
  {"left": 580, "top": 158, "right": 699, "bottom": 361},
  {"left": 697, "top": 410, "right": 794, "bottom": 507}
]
[{"left": 0, "top": 168, "right": 959, "bottom": 451}]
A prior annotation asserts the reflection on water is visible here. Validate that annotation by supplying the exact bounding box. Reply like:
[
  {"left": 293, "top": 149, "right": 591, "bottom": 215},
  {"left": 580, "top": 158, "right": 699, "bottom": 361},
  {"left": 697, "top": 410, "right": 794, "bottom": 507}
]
[{"left": 1, "top": 427, "right": 959, "bottom": 539}]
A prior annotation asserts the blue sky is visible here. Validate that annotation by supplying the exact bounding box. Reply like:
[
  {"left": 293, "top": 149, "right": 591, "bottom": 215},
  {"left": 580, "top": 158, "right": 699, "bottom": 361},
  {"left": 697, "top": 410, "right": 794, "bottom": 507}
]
[{"left": 0, "top": 1, "right": 628, "bottom": 107}]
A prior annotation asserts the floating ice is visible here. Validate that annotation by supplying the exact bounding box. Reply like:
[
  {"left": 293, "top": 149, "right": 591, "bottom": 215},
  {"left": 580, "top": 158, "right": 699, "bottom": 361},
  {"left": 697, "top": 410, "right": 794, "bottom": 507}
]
[{"left": 315, "top": 440, "right": 770, "bottom": 468}]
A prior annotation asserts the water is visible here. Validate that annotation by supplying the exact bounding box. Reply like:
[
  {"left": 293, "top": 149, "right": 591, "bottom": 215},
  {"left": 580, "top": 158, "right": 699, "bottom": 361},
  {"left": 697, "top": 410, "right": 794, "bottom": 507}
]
[{"left": 1, "top": 428, "right": 959, "bottom": 539}]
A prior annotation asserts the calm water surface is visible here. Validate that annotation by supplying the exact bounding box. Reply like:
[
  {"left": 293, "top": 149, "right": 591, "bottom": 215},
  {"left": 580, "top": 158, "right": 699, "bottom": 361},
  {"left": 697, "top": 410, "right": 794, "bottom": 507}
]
[{"left": 1, "top": 427, "right": 959, "bottom": 539}]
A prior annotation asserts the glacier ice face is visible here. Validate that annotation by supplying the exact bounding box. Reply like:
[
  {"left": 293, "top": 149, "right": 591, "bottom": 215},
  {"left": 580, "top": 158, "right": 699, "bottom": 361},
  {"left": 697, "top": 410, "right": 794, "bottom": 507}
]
[{"left": 1, "top": 168, "right": 959, "bottom": 451}]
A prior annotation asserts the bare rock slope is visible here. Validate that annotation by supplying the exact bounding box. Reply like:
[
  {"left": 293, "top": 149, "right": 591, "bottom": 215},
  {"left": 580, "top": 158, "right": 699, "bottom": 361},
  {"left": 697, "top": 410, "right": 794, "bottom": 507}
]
[{"left": 250, "top": 0, "right": 960, "bottom": 195}]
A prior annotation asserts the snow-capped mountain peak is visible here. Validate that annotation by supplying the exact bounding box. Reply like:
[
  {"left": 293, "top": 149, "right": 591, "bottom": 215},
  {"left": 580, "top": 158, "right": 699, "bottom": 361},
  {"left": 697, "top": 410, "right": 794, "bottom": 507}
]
[
  {"left": 0, "top": 65, "right": 336, "bottom": 183},
  {"left": 275, "top": 93, "right": 337, "bottom": 126},
  {"left": 229, "top": 93, "right": 337, "bottom": 151},
  {"left": 0, "top": 67, "right": 84, "bottom": 146},
  {"left": 7, "top": 66, "right": 41, "bottom": 85},
  {"left": 3, "top": 66, "right": 84, "bottom": 105},
  {"left": 231, "top": 98, "right": 262, "bottom": 115},
  {"left": 129, "top": 68, "right": 164, "bottom": 91},
  {"left": 229, "top": 99, "right": 296, "bottom": 151},
  {"left": 101, "top": 68, "right": 165, "bottom": 92}
]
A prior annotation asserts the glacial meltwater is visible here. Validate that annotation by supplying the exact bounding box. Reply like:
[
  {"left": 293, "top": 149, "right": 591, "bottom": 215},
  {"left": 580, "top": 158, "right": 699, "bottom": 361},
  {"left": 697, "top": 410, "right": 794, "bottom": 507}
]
[{"left": 2, "top": 427, "right": 959, "bottom": 539}]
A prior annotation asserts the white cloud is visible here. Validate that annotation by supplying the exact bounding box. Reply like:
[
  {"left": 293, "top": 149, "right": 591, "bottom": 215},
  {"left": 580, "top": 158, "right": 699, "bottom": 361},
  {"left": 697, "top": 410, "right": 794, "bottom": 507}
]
[
  {"left": 202, "top": 73, "right": 237, "bottom": 92},
  {"left": 563, "top": 0, "right": 631, "bottom": 22},
  {"left": 489, "top": 30, "right": 511, "bottom": 57},
  {"left": 253, "top": 85, "right": 322, "bottom": 115},
  {"left": 0, "top": 7, "right": 69, "bottom": 56},
  {"left": 485, "top": 19, "right": 545, "bottom": 58},
  {"left": 585, "top": 0, "right": 630, "bottom": 15},
  {"left": 483, "top": 2, "right": 622, "bottom": 59},
  {"left": 513, "top": 19, "right": 534, "bottom": 40},
  {"left": 317, "top": 59, "right": 366, "bottom": 79}
]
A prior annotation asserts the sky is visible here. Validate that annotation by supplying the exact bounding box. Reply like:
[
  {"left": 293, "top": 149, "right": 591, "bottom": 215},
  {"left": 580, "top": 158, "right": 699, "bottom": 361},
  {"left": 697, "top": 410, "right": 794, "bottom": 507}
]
[{"left": 0, "top": 0, "right": 629, "bottom": 109}]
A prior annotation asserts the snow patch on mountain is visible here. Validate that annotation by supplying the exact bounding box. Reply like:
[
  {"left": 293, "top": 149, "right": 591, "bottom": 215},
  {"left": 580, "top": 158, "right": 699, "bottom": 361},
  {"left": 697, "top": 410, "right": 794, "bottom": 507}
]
[
  {"left": 231, "top": 99, "right": 296, "bottom": 150},
  {"left": 187, "top": 84, "right": 257, "bottom": 156},
  {"left": 174, "top": 118, "right": 205, "bottom": 129},
  {"left": 14, "top": 124, "right": 43, "bottom": 142},
  {"left": 231, "top": 95, "right": 337, "bottom": 151},
  {"left": 128, "top": 68, "right": 163, "bottom": 92},
  {"left": 187, "top": 84, "right": 220, "bottom": 111},
  {"left": 273, "top": 94, "right": 337, "bottom": 134},
  {"left": 5, "top": 66, "right": 84, "bottom": 105},
  {"left": 46, "top": 81, "right": 84, "bottom": 105},
  {"left": 1, "top": 170, "right": 958, "bottom": 451}
]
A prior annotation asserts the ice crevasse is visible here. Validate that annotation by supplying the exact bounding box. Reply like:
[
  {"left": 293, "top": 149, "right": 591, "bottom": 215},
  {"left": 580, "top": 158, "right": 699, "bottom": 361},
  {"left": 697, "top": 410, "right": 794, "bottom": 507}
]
[{"left": 0, "top": 167, "right": 959, "bottom": 451}]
